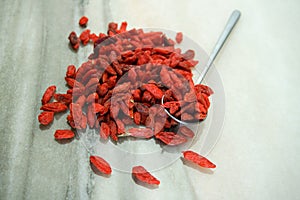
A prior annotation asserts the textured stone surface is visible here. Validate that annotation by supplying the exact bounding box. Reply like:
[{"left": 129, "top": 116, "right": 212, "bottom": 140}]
[{"left": 0, "top": 0, "right": 299, "bottom": 199}]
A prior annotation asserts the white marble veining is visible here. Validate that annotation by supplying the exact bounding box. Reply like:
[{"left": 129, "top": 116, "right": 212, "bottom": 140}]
[{"left": 0, "top": 0, "right": 300, "bottom": 199}]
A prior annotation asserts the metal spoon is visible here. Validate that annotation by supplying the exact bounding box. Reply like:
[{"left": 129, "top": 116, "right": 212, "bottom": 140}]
[{"left": 161, "top": 10, "right": 241, "bottom": 125}]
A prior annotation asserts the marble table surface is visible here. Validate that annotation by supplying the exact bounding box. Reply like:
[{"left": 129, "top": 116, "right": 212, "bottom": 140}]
[{"left": 0, "top": 0, "right": 299, "bottom": 199}]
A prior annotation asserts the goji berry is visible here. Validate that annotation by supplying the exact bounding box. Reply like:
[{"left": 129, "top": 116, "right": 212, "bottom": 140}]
[
  {"left": 143, "top": 84, "right": 163, "bottom": 99},
  {"left": 175, "top": 32, "right": 183, "bottom": 43},
  {"left": 41, "top": 85, "right": 56, "bottom": 105},
  {"left": 81, "top": 114, "right": 87, "bottom": 129},
  {"left": 155, "top": 131, "right": 187, "bottom": 145},
  {"left": 54, "top": 130, "right": 75, "bottom": 140},
  {"left": 53, "top": 93, "right": 72, "bottom": 105},
  {"left": 38, "top": 111, "right": 54, "bottom": 125},
  {"left": 178, "top": 126, "right": 194, "bottom": 138},
  {"left": 132, "top": 166, "right": 160, "bottom": 185},
  {"left": 40, "top": 102, "right": 68, "bottom": 113},
  {"left": 133, "top": 112, "right": 141, "bottom": 125},
  {"left": 100, "top": 122, "right": 110, "bottom": 140},
  {"left": 89, "top": 33, "right": 99, "bottom": 43},
  {"left": 79, "top": 29, "right": 91, "bottom": 45},
  {"left": 79, "top": 16, "right": 88, "bottom": 27},
  {"left": 68, "top": 31, "right": 80, "bottom": 50},
  {"left": 66, "top": 65, "right": 76, "bottom": 78},
  {"left": 90, "top": 155, "right": 112, "bottom": 175},
  {"left": 65, "top": 77, "right": 75, "bottom": 88},
  {"left": 182, "top": 150, "right": 216, "bottom": 168},
  {"left": 127, "top": 127, "right": 154, "bottom": 139},
  {"left": 119, "top": 21, "right": 127, "bottom": 33}
]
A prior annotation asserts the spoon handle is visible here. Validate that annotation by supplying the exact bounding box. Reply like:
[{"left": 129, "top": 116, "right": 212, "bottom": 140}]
[{"left": 197, "top": 10, "right": 241, "bottom": 84}]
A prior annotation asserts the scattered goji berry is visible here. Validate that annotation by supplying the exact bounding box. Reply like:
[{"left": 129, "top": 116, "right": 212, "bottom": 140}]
[
  {"left": 53, "top": 93, "right": 72, "bottom": 105},
  {"left": 41, "top": 85, "right": 56, "bottom": 105},
  {"left": 54, "top": 130, "right": 75, "bottom": 140},
  {"left": 40, "top": 102, "right": 68, "bottom": 113},
  {"left": 119, "top": 21, "right": 128, "bottom": 33},
  {"left": 100, "top": 122, "right": 110, "bottom": 140},
  {"left": 79, "top": 29, "right": 91, "bottom": 45},
  {"left": 89, "top": 33, "right": 99, "bottom": 43},
  {"left": 68, "top": 31, "right": 80, "bottom": 50},
  {"left": 79, "top": 16, "right": 88, "bottom": 27},
  {"left": 38, "top": 111, "right": 54, "bottom": 125},
  {"left": 65, "top": 77, "right": 75, "bottom": 88},
  {"left": 127, "top": 127, "right": 154, "bottom": 139},
  {"left": 66, "top": 65, "right": 76, "bottom": 78},
  {"left": 155, "top": 131, "right": 187, "bottom": 145},
  {"left": 182, "top": 150, "right": 216, "bottom": 168},
  {"left": 90, "top": 155, "right": 112, "bottom": 175},
  {"left": 132, "top": 166, "right": 160, "bottom": 185},
  {"left": 175, "top": 32, "right": 183, "bottom": 43}
]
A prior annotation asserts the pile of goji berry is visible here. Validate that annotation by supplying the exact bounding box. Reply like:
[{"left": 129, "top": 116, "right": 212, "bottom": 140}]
[{"left": 38, "top": 16, "right": 216, "bottom": 186}]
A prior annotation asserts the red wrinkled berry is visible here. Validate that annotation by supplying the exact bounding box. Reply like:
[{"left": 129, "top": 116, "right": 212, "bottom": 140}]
[
  {"left": 68, "top": 31, "right": 80, "bottom": 50},
  {"left": 79, "top": 29, "right": 91, "bottom": 45},
  {"left": 79, "top": 16, "right": 88, "bottom": 27},
  {"left": 175, "top": 32, "right": 183, "bottom": 43}
]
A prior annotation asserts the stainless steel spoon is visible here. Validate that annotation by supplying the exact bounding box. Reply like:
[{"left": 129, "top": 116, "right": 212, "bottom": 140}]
[{"left": 161, "top": 10, "right": 241, "bottom": 125}]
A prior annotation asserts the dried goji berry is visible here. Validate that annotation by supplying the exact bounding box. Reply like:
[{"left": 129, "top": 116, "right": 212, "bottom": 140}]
[
  {"left": 65, "top": 77, "right": 75, "bottom": 88},
  {"left": 54, "top": 93, "right": 72, "bottom": 105},
  {"left": 40, "top": 102, "right": 68, "bottom": 113},
  {"left": 90, "top": 155, "right": 112, "bottom": 175},
  {"left": 97, "top": 83, "right": 109, "bottom": 97},
  {"left": 115, "top": 119, "right": 125, "bottom": 134},
  {"left": 89, "top": 33, "right": 99, "bottom": 43},
  {"left": 133, "top": 112, "right": 141, "bottom": 125},
  {"left": 132, "top": 89, "right": 141, "bottom": 101},
  {"left": 86, "top": 92, "right": 99, "bottom": 104},
  {"left": 132, "top": 166, "right": 160, "bottom": 185},
  {"left": 100, "top": 122, "right": 110, "bottom": 140},
  {"left": 127, "top": 127, "right": 154, "bottom": 139},
  {"left": 108, "top": 22, "right": 118, "bottom": 33},
  {"left": 108, "top": 120, "right": 118, "bottom": 141},
  {"left": 66, "top": 65, "right": 76, "bottom": 78},
  {"left": 54, "top": 130, "right": 75, "bottom": 140},
  {"left": 182, "top": 150, "right": 216, "bottom": 168},
  {"left": 143, "top": 84, "right": 163, "bottom": 99},
  {"left": 79, "top": 29, "right": 91, "bottom": 45},
  {"left": 155, "top": 131, "right": 187, "bottom": 145},
  {"left": 119, "top": 21, "right": 127, "bottom": 33},
  {"left": 79, "top": 16, "right": 88, "bottom": 27},
  {"left": 194, "top": 84, "right": 214, "bottom": 96},
  {"left": 87, "top": 104, "right": 96, "bottom": 128},
  {"left": 141, "top": 91, "right": 153, "bottom": 103},
  {"left": 41, "top": 85, "right": 56, "bottom": 105},
  {"left": 92, "top": 103, "right": 107, "bottom": 114},
  {"left": 70, "top": 103, "right": 82, "bottom": 125},
  {"left": 177, "top": 126, "right": 194, "bottom": 138},
  {"left": 68, "top": 31, "right": 80, "bottom": 50},
  {"left": 38, "top": 111, "right": 54, "bottom": 125},
  {"left": 175, "top": 32, "right": 183, "bottom": 43},
  {"left": 81, "top": 114, "right": 87, "bottom": 129},
  {"left": 75, "top": 95, "right": 86, "bottom": 107}
]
